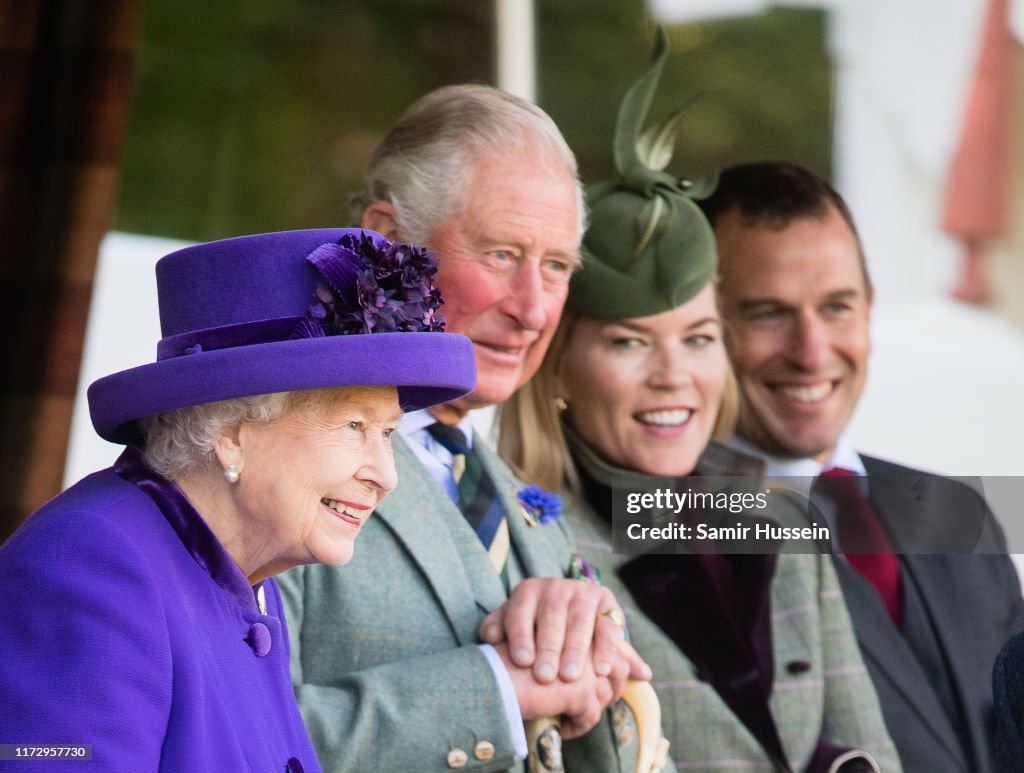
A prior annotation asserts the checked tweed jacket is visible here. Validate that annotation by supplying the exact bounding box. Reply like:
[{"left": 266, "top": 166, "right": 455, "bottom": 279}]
[{"left": 564, "top": 440, "right": 901, "bottom": 773}]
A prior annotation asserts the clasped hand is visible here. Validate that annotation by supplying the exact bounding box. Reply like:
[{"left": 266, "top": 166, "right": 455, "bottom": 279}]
[{"left": 479, "top": 578, "right": 652, "bottom": 739}]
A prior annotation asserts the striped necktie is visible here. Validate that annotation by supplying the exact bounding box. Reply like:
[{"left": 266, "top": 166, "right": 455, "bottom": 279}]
[
  {"left": 426, "top": 423, "right": 510, "bottom": 579},
  {"left": 815, "top": 467, "right": 903, "bottom": 627}
]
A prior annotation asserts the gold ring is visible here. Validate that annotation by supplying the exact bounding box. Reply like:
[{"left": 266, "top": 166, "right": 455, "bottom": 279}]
[{"left": 598, "top": 608, "right": 625, "bottom": 627}]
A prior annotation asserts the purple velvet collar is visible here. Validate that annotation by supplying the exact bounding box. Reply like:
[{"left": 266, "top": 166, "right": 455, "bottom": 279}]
[{"left": 114, "top": 446, "right": 262, "bottom": 613}]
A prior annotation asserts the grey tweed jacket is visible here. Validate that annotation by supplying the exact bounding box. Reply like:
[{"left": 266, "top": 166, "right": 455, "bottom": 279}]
[{"left": 278, "top": 433, "right": 653, "bottom": 772}]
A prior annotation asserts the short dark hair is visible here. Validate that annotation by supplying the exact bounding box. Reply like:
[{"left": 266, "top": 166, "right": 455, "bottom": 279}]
[{"left": 698, "top": 161, "right": 870, "bottom": 287}]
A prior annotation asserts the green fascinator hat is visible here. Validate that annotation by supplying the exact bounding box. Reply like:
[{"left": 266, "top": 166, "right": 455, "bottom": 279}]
[{"left": 571, "top": 27, "right": 718, "bottom": 319}]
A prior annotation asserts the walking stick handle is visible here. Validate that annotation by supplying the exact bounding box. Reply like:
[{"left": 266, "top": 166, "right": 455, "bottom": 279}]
[{"left": 524, "top": 679, "right": 669, "bottom": 773}]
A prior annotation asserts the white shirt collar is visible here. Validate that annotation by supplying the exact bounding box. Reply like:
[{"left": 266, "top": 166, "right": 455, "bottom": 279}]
[
  {"left": 727, "top": 434, "right": 866, "bottom": 478},
  {"left": 400, "top": 409, "right": 475, "bottom": 449},
  {"left": 398, "top": 409, "right": 475, "bottom": 503}
]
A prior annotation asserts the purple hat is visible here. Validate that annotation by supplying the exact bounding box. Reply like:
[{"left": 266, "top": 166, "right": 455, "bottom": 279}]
[{"left": 88, "top": 228, "right": 476, "bottom": 444}]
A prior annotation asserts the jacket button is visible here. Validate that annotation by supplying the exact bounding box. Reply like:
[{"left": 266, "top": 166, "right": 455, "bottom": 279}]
[
  {"left": 446, "top": 748, "right": 468, "bottom": 768},
  {"left": 474, "top": 741, "right": 495, "bottom": 761},
  {"left": 246, "top": 622, "right": 272, "bottom": 657},
  {"left": 285, "top": 757, "right": 303, "bottom": 773},
  {"left": 787, "top": 659, "right": 811, "bottom": 675}
]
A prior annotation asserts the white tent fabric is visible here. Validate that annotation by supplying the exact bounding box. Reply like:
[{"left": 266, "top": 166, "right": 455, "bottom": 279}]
[
  {"left": 647, "top": 0, "right": 838, "bottom": 24},
  {"left": 830, "top": 0, "right": 1024, "bottom": 480},
  {"left": 829, "top": 0, "right": 983, "bottom": 305},
  {"left": 64, "top": 233, "right": 186, "bottom": 486}
]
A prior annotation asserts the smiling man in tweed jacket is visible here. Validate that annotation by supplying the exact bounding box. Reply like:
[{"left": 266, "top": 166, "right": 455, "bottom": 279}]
[{"left": 278, "top": 84, "right": 661, "bottom": 772}]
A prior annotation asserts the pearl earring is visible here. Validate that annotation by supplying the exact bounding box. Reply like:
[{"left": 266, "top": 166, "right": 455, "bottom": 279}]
[
  {"left": 224, "top": 465, "right": 240, "bottom": 484},
  {"left": 554, "top": 397, "right": 568, "bottom": 411}
]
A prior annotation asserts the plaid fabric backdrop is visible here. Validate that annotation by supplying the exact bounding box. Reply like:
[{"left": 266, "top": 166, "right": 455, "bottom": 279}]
[{"left": 0, "top": 1, "right": 141, "bottom": 541}]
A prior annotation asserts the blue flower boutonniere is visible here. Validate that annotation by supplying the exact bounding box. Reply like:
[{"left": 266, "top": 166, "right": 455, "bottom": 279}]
[{"left": 518, "top": 484, "right": 562, "bottom": 527}]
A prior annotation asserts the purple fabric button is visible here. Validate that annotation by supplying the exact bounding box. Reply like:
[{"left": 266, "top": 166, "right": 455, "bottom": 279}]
[
  {"left": 285, "top": 757, "right": 304, "bottom": 772},
  {"left": 246, "top": 622, "right": 272, "bottom": 657}
]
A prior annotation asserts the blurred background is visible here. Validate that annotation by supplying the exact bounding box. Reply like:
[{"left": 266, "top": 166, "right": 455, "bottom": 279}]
[{"left": 3, "top": 0, "right": 1023, "bottom": 542}]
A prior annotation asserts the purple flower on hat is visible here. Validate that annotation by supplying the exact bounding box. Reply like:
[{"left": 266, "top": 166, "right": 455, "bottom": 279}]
[
  {"left": 300, "top": 231, "right": 446, "bottom": 338},
  {"left": 518, "top": 484, "right": 562, "bottom": 525}
]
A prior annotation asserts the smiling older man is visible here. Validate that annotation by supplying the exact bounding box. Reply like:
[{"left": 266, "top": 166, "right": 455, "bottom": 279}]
[
  {"left": 278, "top": 85, "right": 659, "bottom": 773},
  {"left": 700, "top": 161, "right": 1024, "bottom": 773}
]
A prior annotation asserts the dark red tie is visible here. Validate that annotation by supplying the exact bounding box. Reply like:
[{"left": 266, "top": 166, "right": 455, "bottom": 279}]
[{"left": 816, "top": 467, "right": 903, "bottom": 627}]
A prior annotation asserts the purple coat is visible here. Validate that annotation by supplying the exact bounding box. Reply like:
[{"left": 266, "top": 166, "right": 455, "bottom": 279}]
[{"left": 0, "top": 449, "right": 320, "bottom": 772}]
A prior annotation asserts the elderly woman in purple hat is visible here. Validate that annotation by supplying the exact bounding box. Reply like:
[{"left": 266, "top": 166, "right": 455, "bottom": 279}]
[{"left": 0, "top": 229, "right": 475, "bottom": 771}]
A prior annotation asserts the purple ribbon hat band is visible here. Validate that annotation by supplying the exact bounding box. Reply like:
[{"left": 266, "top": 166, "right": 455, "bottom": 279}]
[{"left": 88, "top": 228, "right": 476, "bottom": 444}]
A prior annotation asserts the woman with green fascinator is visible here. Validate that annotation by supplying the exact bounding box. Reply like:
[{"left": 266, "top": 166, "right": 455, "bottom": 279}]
[{"left": 500, "top": 30, "right": 901, "bottom": 773}]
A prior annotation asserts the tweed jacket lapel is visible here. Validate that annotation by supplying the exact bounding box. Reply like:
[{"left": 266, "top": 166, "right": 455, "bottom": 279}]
[
  {"left": 474, "top": 433, "right": 569, "bottom": 581},
  {"left": 903, "top": 553, "right": 990, "bottom": 758},
  {"left": 374, "top": 434, "right": 505, "bottom": 645},
  {"left": 833, "top": 556, "right": 966, "bottom": 762},
  {"left": 906, "top": 549, "right": 1016, "bottom": 773},
  {"left": 865, "top": 462, "right": 938, "bottom": 553},
  {"left": 836, "top": 459, "right": 970, "bottom": 766},
  {"left": 863, "top": 458, "right": 980, "bottom": 687},
  {"left": 619, "top": 552, "right": 790, "bottom": 769},
  {"left": 864, "top": 455, "right": 993, "bottom": 555}
]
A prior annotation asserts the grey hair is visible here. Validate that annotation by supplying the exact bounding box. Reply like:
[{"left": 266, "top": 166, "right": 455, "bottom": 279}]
[
  {"left": 349, "top": 84, "right": 587, "bottom": 244},
  {"left": 139, "top": 393, "right": 291, "bottom": 480},
  {"left": 139, "top": 386, "right": 393, "bottom": 481}
]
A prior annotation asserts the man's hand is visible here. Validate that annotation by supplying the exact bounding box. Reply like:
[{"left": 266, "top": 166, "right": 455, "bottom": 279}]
[
  {"left": 478, "top": 578, "right": 651, "bottom": 685},
  {"left": 492, "top": 641, "right": 629, "bottom": 739}
]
